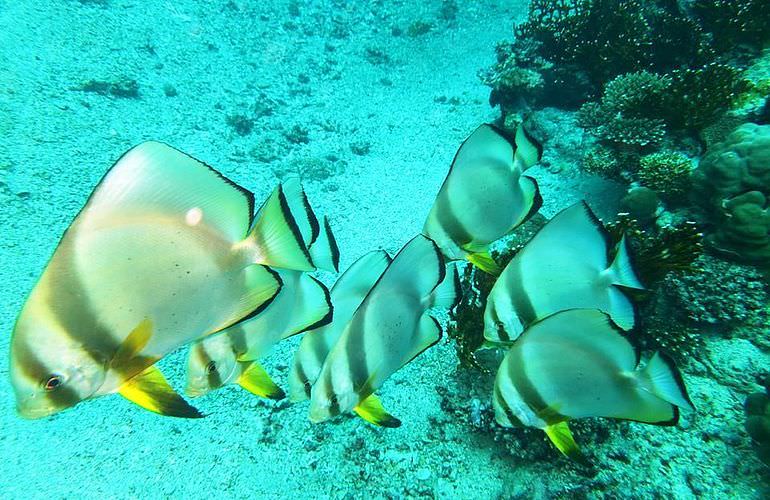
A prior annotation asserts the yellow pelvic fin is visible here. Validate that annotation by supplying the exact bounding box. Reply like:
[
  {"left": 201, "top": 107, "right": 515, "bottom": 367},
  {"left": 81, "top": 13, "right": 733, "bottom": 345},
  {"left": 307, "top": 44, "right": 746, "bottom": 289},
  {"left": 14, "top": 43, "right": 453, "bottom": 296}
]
[
  {"left": 543, "top": 421, "right": 589, "bottom": 466},
  {"left": 237, "top": 362, "right": 285, "bottom": 400},
  {"left": 111, "top": 318, "right": 153, "bottom": 370},
  {"left": 466, "top": 251, "right": 502, "bottom": 276},
  {"left": 118, "top": 365, "right": 204, "bottom": 418},
  {"left": 353, "top": 394, "right": 401, "bottom": 428}
]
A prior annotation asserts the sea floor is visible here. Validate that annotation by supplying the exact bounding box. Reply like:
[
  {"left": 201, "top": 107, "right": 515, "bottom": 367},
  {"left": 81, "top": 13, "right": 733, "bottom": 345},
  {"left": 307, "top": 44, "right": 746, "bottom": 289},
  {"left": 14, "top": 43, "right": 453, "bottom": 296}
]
[{"left": 1, "top": 1, "right": 768, "bottom": 498}]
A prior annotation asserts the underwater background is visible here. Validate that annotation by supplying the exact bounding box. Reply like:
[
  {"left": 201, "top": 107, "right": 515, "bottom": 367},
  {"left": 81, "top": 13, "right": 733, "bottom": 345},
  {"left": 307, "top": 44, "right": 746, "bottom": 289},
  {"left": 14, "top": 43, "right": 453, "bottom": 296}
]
[{"left": 1, "top": 0, "right": 769, "bottom": 498}]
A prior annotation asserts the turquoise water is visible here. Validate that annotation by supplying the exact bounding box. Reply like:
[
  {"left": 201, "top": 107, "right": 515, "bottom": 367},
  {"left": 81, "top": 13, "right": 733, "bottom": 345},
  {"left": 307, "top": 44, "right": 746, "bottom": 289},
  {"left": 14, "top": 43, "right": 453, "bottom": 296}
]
[{"left": 1, "top": 1, "right": 769, "bottom": 498}]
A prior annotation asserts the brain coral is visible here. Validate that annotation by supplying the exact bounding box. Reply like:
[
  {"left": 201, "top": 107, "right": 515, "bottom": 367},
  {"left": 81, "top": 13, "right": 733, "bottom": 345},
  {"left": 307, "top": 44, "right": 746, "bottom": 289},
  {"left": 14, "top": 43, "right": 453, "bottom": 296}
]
[{"left": 693, "top": 123, "right": 770, "bottom": 264}]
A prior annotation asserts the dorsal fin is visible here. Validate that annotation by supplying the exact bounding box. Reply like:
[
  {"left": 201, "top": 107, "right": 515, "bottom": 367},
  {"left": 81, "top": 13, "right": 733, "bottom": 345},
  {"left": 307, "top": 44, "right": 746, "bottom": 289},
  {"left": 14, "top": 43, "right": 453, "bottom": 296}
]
[
  {"left": 309, "top": 216, "right": 340, "bottom": 272},
  {"left": 79, "top": 141, "right": 254, "bottom": 242},
  {"left": 281, "top": 176, "right": 320, "bottom": 247}
]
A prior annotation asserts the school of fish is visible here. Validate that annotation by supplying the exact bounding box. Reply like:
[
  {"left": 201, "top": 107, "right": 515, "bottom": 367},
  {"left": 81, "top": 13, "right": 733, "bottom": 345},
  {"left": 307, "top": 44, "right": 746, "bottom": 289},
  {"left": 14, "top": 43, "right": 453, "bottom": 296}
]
[{"left": 9, "top": 123, "right": 694, "bottom": 463}]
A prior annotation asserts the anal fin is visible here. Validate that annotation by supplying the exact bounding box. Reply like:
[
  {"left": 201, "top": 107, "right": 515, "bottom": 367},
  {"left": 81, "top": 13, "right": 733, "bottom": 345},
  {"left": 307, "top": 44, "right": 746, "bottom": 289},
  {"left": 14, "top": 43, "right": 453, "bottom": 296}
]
[
  {"left": 354, "top": 393, "right": 401, "bottom": 428},
  {"left": 119, "top": 365, "right": 203, "bottom": 418},
  {"left": 237, "top": 362, "right": 285, "bottom": 400},
  {"left": 466, "top": 251, "right": 502, "bottom": 276},
  {"left": 544, "top": 421, "right": 589, "bottom": 466}
]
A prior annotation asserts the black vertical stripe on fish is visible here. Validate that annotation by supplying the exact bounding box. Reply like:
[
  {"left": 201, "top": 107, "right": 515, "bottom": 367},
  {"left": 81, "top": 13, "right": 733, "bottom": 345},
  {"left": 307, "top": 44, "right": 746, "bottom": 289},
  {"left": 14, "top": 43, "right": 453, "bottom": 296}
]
[
  {"left": 434, "top": 187, "right": 474, "bottom": 248},
  {"left": 323, "top": 368, "right": 340, "bottom": 416},
  {"left": 489, "top": 305, "right": 510, "bottom": 342},
  {"left": 228, "top": 326, "right": 249, "bottom": 356},
  {"left": 323, "top": 217, "right": 341, "bottom": 272},
  {"left": 13, "top": 337, "right": 82, "bottom": 410},
  {"left": 299, "top": 189, "right": 320, "bottom": 246},
  {"left": 507, "top": 345, "right": 563, "bottom": 425},
  {"left": 277, "top": 185, "right": 314, "bottom": 264},
  {"left": 294, "top": 362, "right": 313, "bottom": 398},
  {"left": 206, "top": 363, "right": 223, "bottom": 390},
  {"left": 494, "top": 381, "right": 524, "bottom": 427},
  {"left": 42, "top": 235, "right": 120, "bottom": 366},
  {"left": 345, "top": 310, "right": 370, "bottom": 394},
  {"left": 506, "top": 257, "right": 538, "bottom": 329}
]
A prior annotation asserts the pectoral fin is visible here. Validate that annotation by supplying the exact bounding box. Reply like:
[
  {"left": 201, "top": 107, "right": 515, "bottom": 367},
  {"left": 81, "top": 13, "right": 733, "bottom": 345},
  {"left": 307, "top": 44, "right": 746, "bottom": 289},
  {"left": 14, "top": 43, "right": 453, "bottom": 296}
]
[
  {"left": 543, "top": 421, "right": 589, "bottom": 465},
  {"left": 119, "top": 365, "right": 204, "bottom": 418},
  {"left": 466, "top": 251, "right": 502, "bottom": 276},
  {"left": 353, "top": 393, "right": 401, "bottom": 428},
  {"left": 111, "top": 318, "right": 153, "bottom": 370},
  {"left": 237, "top": 362, "right": 285, "bottom": 400}
]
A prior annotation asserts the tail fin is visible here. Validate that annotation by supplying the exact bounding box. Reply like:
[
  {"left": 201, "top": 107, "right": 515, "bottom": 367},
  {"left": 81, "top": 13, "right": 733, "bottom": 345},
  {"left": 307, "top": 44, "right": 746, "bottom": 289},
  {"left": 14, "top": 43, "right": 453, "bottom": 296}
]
[
  {"left": 429, "top": 264, "right": 461, "bottom": 310},
  {"left": 282, "top": 176, "right": 319, "bottom": 247},
  {"left": 608, "top": 235, "right": 645, "bottom": 290},
  {"left": 309, "top": 216, "right": 340, "bottom": 272},
  {"left": 514, "top": 124, "right": 543, "bottom": 172},
  {"left": 639, "top": 352, "right": 695, "bottom": 411},
  {"left": 247, "top": 185, "right": 315, "bottom": 271}
]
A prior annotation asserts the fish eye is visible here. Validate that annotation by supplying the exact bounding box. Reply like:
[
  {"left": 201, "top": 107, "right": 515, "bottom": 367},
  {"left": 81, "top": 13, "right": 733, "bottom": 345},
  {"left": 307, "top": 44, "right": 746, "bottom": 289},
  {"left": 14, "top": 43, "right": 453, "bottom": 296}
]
[
  {"left": 206, "top": 361, "right": 217, "bottom": 374},
  {"left": 43, "top": 375, "right": 63, "bottom": 392},
  {"left": 330, "top": 395, "right": 339, "bottom": 405}
]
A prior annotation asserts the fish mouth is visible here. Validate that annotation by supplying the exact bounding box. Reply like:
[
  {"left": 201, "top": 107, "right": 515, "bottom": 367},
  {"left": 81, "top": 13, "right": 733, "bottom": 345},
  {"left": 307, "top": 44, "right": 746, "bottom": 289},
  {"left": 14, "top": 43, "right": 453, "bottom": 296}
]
[
  {"left": 17, "top": 404, "right": 57, "bottom": 420},
  {"left": 184, "top": 385, "right": 209, "bottom": 398},
  {"left": 308, "top": 407, "right": 328, "bottom": 424}
]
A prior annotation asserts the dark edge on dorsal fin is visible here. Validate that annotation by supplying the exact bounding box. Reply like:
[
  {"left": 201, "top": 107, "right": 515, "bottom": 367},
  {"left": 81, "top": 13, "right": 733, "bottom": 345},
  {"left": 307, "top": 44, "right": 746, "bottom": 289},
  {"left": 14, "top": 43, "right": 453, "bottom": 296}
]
[
  {"left": 519, "top": 175, "right": 543, "bottom": 227},
  {"left": 300, "top": 187, "right": 321, "bottom": 246},
  {"left": 656, "top": 351, "right": 696, "bottom": 411},
  {"left": 518, "top": 122, "right": 544, "bottom": 161},
  {"left": 404, "top": 314, "right": 443, "bottom": 367},
  {"left": 425, "top": 236, "right": 447, "bottom": 297},
  {"left": 434, "top": 124, "right": 509, "bottom": 200},
  {"left": 449, "top": 264, "right": 462, "bottom": 311},
  {"left": 323, "top": 217, "right": 341, "bottom": 273},
  {"left": 53, "top": 142, "right": 256, "bottom": 274},
  {"left": 277, "top": 185, "right": 315, "bottom": 267},
  {"left": 485, "top": 122, "right": 517, "bottom": 149},
  {"left": 292, "top": 276, "right": 334, "bottom": 336},
  {"left": 219, "top": 266, "right": 284, "bottom": 330}
]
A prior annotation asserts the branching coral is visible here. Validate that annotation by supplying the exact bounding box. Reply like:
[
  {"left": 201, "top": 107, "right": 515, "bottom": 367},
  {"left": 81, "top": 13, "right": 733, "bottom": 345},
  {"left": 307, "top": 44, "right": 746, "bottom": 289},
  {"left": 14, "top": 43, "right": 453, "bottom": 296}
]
[
  {"left": 692, "top": 0, "right": 770, "bottom": 53},
  {"left": 483, "top": 0, "right": 715, "bottom": 111},
  {"left": 662, "top": 63, "right": 749, "bottom": 131},
  {"left": 578, "top": 66, "right": 747, "bottom": 148},
  {"left": 636, "top": 152, "right": 693, "bottom": 201}
]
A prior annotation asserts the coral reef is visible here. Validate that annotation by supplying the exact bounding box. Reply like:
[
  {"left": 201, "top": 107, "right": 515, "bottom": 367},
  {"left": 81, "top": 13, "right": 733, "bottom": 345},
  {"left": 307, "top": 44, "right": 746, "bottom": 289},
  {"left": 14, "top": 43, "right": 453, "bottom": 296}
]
[
  {"left": 636, "top": 151, "right": 693, "bottom": 202},
  {"left": 693, "top": 123, "right": 770, "bottom": 265},
  {"left": 692, "top": 0, "right": 770, "bottom": 53},
  {"left": 483, "top": 0, "right": 715, "bottom": 111},
  {"left": 620, "top": 187, "right": 659, "bottom": 225},
  {"left": 578, "top": 66, "right": 747, "bottom": 148}
]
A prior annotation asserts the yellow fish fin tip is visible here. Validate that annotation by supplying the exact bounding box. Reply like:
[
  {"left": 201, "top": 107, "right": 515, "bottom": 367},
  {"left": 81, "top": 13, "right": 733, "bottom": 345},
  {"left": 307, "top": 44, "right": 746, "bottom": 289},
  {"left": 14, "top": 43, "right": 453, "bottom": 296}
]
[
  {"left": 237, "top": 362, "right": 285, "bottom": 400},
  {"left": 118, "top": 365, "right": 204, "bottom": 418},
  {"left": 354, "top": 394, "right": 401, "bottom": 428},
  {"left": 466, "top": 252, "right": 502, "bottom": 276},
  {"left": 111, "top": 318, "right": 153, "bottom": 370},
  {"left": 544, "top": 421, "right": 589, "bottom": 466}
]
